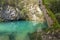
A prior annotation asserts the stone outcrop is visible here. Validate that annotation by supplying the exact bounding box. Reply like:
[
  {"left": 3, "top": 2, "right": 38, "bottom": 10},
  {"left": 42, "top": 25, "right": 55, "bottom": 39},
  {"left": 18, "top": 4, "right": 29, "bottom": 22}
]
[
  {"left": 1, "top": 5, "right": 20, "bottom": 20},
  {"left": 0, "top": 5, "right": 24, "bottom": 21},
  {"left": 0, "top": 0, "right": 45, "bottom": 22}
]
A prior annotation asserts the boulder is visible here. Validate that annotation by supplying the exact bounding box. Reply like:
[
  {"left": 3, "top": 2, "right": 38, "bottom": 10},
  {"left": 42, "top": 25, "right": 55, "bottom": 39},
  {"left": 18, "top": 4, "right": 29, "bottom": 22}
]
[{"left": 0, "top": 5, "right": 23, "bottom": 21}]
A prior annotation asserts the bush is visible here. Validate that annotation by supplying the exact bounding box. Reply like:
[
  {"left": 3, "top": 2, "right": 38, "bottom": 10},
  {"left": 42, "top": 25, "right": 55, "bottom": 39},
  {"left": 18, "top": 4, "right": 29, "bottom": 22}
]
[
  {"left": 43, "top": 0, "right": 60, "bottom": 13},
  {"left": 43, "top": 0, "right": 60, "bottom": 29}
]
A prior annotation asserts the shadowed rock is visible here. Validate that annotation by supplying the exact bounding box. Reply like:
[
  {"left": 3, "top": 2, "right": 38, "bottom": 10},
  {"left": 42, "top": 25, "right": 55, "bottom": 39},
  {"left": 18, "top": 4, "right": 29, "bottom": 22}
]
[{"left": 0, "top": 5, "right": 24, "bottom": 21}]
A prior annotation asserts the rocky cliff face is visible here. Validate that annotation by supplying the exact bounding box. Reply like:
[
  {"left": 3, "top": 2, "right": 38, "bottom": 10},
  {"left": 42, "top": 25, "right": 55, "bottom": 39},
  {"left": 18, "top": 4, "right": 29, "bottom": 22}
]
[
  {"left": 0, "top": 0, "right": 45, "bottom": 22},
  {"left": 0, "top": 5, "right": 21, "bottom": 20}
]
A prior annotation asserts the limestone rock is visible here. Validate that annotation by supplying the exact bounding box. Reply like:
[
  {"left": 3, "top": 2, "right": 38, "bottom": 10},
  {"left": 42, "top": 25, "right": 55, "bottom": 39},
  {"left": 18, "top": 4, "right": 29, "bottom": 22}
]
[{"left": 0, "top": 5, "right": 22, "bottom": 21}]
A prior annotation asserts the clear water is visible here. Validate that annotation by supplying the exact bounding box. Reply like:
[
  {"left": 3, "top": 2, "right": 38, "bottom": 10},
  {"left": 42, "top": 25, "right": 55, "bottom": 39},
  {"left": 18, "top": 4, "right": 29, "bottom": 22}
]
[{"left": 0, "top": 21, "right": 48, "bottom": 40}]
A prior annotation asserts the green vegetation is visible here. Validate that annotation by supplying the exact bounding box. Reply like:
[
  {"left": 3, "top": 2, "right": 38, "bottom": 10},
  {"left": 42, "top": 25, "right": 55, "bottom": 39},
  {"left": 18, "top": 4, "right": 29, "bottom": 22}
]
[
  {"left": 46, "top": 7, "right": 60, "bottom": 28},
  {"left": 43, "top": 0, "right": 60, "bottom": 24},
  {"left": 43, "top": 0, "right": 60, "bottom": 26},
  {"left": 43, "top": 0, "right": 60, "bottom": 34}
]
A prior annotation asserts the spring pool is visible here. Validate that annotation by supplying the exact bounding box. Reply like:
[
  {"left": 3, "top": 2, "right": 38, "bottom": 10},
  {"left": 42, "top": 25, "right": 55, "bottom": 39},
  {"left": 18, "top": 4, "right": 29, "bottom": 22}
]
[{"left": 0, "top": 21, "right": 48, "bottom": 40}]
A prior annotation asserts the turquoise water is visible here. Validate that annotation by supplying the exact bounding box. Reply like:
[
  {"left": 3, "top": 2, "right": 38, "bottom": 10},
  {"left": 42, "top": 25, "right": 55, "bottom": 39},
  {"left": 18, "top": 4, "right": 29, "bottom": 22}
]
[{"left": 0, "top": 21, "right": 48, "bottom": 40}]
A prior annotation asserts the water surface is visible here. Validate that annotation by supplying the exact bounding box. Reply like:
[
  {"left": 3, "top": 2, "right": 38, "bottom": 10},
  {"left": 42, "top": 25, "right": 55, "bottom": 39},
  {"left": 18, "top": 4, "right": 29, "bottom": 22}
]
[{"left": 0, "top": 21, "right": 48, "bottom": 40}]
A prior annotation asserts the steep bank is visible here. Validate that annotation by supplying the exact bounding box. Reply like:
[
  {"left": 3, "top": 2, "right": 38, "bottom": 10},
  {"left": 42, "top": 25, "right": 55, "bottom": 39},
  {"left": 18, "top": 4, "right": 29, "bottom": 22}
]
[{"left": 0, "top": 0, "right": 45, "bottom": 22}]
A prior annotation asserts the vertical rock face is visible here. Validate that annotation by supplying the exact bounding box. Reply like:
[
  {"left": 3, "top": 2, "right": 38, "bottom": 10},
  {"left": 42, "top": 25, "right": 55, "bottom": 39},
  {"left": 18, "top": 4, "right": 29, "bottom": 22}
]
[
  {"left": 0, "top": 0, "right": 45, "bottom": 22},
  {"left": 24, "top": 3, "right": 45, "bottom": 22},
  {"left": 0, "top": 5, "right": 21, "bottom": 21}
]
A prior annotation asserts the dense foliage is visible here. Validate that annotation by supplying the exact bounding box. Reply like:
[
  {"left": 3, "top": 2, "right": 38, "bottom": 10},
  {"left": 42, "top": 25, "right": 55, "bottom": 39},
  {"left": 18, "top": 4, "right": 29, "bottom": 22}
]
[
  {"left": 43, "top": 0, "right": 60, "bottom": 37},
  {"left": 43, "top": 0, "right": 60, "bottom": 24}
]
